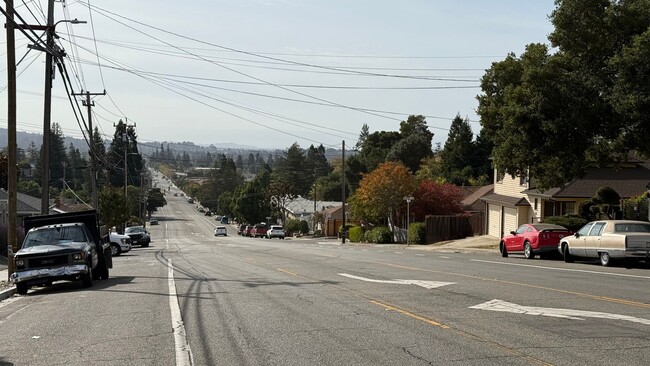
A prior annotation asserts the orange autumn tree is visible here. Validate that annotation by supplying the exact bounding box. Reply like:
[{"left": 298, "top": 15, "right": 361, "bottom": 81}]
[{"left": 350, "top": 162, "right": 416, "bottom": 224}]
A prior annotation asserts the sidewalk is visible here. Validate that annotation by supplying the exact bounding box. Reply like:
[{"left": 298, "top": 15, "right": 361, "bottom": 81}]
[{"left": 0, "top": 255, "right": 16, "bottom": 301}]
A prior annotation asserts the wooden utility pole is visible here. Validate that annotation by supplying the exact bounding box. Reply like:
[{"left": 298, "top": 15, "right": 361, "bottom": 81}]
[
  {"left": 5, "top": 0, "right": 18, "bottom": 277},
  {"left": 40, "top": 0, "right": 55, "bottom": 214},
  {"left": 72, "top": 90, "right": 105, "bottom": 208}
]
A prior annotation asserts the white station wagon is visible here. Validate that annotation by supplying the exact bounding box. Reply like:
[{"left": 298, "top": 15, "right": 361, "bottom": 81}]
[{"left": 558, "top": 220, "right": 650, "bottom": 266}]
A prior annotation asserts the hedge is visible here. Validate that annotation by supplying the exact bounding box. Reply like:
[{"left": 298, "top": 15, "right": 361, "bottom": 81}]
[
  {"left": 543, "top": 215, "right": 587, "bottom": 232},
  {"left": 365, "top": 227, "right": 392, "bottom": 244},
  {"left": 348, "top": 226, "right": 364, "bottom": 242}
]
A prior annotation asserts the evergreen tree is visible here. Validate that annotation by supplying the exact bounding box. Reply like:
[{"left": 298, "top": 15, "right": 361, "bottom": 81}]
[
  {"left": 355, "top": 123, "right": 370, "bottom": 151},
  {"left": 441, "top": 114, "right": 475, "bottom": 185}
]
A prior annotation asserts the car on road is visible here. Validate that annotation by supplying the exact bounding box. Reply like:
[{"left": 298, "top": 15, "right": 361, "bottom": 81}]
[
  {"left": 124, "top": 226, "right": 151, "bottom": 247},
  {"left": 244, "top": 225, "right": 254, "bottom": 237},
  {"left": 214, "top": 226, "right": 227, "bottom": 236},
  {"left": 109, "top": 232, "right": 132, "bottom": 256},
  {"left": 559, "top": 220, "right": 650, "bottom": 266},
  {"left": 500, "top": 223, "right": 572, "bottom": 259},
  {"left": 266, "top": 225, "right": 285, "bottom": 239},
  {"left": 150, "top": 218, "right": 158, "bottom": 225}
]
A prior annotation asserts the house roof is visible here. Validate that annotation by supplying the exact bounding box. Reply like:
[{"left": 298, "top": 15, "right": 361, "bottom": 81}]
[
  {"left": 284, "top": 196, "right": 341, "bottom": 215},
  {"left": 523, "top": 162, "right": 650, "bottom": 199},
  {"left": 461, "top": 185, "right": 493, "bottom": 208},
  {"left": 0, "top": 189, "right": 41, "bottom": 214},
  {"left": 480, "top": 193, "right": 528, "bottom": 207}
]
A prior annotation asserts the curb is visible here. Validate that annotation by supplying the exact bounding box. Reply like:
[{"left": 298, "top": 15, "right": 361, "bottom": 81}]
[{"left": 0, "top": 286, "right": 16, "bottom": 301}]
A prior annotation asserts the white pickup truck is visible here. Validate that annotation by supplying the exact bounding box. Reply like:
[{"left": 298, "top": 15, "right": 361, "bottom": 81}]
[{"left": 109, "top": 232, "right": 132, "bottom": 256}]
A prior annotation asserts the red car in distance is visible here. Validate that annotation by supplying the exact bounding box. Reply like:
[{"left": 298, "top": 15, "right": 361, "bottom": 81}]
[{"left": 500, "top": 223, "right": 573, "bottom": 259}]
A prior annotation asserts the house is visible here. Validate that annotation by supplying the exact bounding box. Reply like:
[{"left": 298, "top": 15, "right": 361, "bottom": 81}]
[
  {"left": 481, "top": 160, "right": 650, "bottom": 238},
  {"left": 281, "top": 196, "right": 341, "bottom": 232},
  {"left": 0, "top": 189, "right": 41, "bottom": 227}
]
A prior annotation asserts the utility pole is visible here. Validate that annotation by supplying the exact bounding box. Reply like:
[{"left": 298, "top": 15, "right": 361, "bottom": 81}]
[
  {"left": 341, "top": 140, "right": 346, "bottom": 244},
  {"left": 6, "top": 0, "right": 18, "bottom": 277},
  {"left": 73, "top": 90, "right": 106, "bottom": 208},
  {"left": 40, "top": 0, "right": 55, "bottom": 214}
]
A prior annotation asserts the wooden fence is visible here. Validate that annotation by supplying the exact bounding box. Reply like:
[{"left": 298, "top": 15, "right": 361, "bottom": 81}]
[{"left": 425, "top": 213, "right": 484, "bottom": 244}]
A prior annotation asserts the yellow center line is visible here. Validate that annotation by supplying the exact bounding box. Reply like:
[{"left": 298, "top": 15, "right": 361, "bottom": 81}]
[{"left": 370, "top": 300, "right": 449, "bottom": 329}]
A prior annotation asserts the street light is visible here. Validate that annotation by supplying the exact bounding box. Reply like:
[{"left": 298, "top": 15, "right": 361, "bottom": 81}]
[{"left": 403, "top": 196, "right": 414, "bottom": 245}]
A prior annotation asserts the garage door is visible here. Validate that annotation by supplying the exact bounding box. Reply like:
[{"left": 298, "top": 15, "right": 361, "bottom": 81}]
[
  {"left": 487, "top": 204, "right": 501, "bottom": 238},
  {"left": 503, "top": 207, "right": 518, "bottom": 235}
]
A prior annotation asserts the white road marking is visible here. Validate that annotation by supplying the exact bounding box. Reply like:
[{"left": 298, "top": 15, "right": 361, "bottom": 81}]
[
  {"left": 394, "top": 252, "right": 403, "bottom": 254},
  {"left": 470, "top": 259, "right": 650, "bottom": 280},
  {"left": 470, "top": 299, "right": 650, "bottom": 325},
  {"left": 339, "top": 273, "right": 454, "bottom": 289},
  {"left": 415, "top": 254, "right": 425, "bottom": 257},
  {"left": 439, "top": 256, "right": 451, "bottom": 259},
  {"left": 167, "top": 259, "right": 194, "bottom": 365}
]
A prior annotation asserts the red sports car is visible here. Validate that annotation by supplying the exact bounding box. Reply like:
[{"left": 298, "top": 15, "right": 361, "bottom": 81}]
[{"left": 500, "top": 223, "right": 572, "bottom": 259}]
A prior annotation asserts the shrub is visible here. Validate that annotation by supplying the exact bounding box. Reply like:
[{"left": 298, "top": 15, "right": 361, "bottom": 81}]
[
  {"left": 365, "top": 227, "right": 392, "bottom": 243},
  {"left": 299, "top": 220, "right": 309, "bottom": 234},
  {"left": 348, "top": 226, "right": 364, "bottom": 242},
  {"left": 285, "top": 219, "right": 302, "bottom": 235},
  {"left": 408, "top": 222, "right": 425, "bottom": 244},
  {"left": 543, "top": 215, "right": 587, "bottom": 232}
]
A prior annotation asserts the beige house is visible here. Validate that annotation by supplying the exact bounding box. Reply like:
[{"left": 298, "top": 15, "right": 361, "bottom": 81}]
[{"left": 481, "top": 159, "right": 650, "bottom": 238}]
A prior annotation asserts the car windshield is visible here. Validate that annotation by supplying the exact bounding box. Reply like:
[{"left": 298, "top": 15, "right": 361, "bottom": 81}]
[
  {"left": 125, "top": 227, "right": 145, "bottom": 234},
  {"left": 23, "top": 226, "right": 87, "bottom": 248}
]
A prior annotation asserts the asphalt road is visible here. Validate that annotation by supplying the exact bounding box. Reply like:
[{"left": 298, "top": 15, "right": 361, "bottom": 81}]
[{"left": 1, "top": 175, "right": 649, "bottom": 365}]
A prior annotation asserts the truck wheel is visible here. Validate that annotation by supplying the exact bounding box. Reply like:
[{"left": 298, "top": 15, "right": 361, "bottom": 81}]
[
  {"left": 500, "top": 242, "right": 508, "bottom": 258},
  {"left": 16, "top": 283, "right": 28, "bottom": 295},
  {"left": 524, "top": 242, "right": 534, "bottom": 259},
  {"left": 81, "top": 265, "right": 94, "bottom": 288},
  {"left": 599, "top": 252, "right": 611, "bottom": 267},
  {"left": 111, "top": 243, "right": 121, "bottom": 256}
]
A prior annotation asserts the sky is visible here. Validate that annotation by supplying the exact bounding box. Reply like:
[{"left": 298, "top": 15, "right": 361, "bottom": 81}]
[{"left": 1, "top": 0, "right": 557, "bottom": 151}]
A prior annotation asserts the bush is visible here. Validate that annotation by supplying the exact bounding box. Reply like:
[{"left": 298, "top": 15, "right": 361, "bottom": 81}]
[
  {"left": 348, "top": 226, "right": 364, "bottom": 242},
  {"left": 285, "top": 219, "right": 302, "bottom": 235},
  {"left": 365, "top": 227, "right": 392, "bottom": 244},
  {"left": 364, "top": 229, "right": 375, "bottom": 243},
  {"left": 408, "top": 222, "right": 425, "bottom": 244},
  {"left": 543, "top": 215, "right": 588, "bottom": 232},
  {"left": 299, "top": 220, "right": 309, "bottom": 234}
]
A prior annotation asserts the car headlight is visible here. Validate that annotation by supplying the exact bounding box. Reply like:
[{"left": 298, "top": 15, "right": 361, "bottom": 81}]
[
  {"left": 121, "top": 238, "right": 130, "bottom": 244},
  {"left": 72, "top": 252, "right": 86, "bottom": 262},
  {"left": 15, "top": 259, "right": 24, "bottom": 267}
]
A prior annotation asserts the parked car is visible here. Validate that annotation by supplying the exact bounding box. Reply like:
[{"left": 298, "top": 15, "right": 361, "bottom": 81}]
[
  {"left": 244, "top": 225, "right": 254, "bottom": 237},
  {"left": 214, "top": 226, "right": 227, "bottom": 236},
  {"left": 124, "top": 226, "right": 151, "bottom": 247},
  {"left": 500, "top": 223, "right": 572, "bottom": 259},
  {"left": 250, "top": 223, "right": 268, "bottom": 238},
  {"left": 237, "top": 224, "right": 247, "bottom": 236},
  {"left": 266, "top": 225, "right": 285, "bottom": 239},
  {"left": 559, "top": 220, "right": 650, "bottom": 266},
  {"left": 109, "top": 232, "right": 132, "bottom": 256}
]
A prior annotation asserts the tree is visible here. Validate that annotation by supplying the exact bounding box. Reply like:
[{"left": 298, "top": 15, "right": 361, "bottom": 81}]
[
  {"left": 350, "top": 162, "right": 416, "bottom": 224},
  {"left": 267, "top": 180, "right": 297, "bottom": 225},
  {"left": 409, "top": 180, "right": 464, "bottom": 221},
  {"left": 592, "top": 186, "right": 621, "bottom": 219},
  {"left": 386, "top": 134, "right": 432, "bottom": 173},
  {"left": 441, "top": 114, "right": 474, "bottom": 184},
  {"left": 477, "top": 0, "right": 650, "bottom": 189},
  {"left": 358, "top": 131, "right": 401, "bottom": 172},
  {"left": 355, "top": 123, "right": 370, "bottom": 151},
  {"left": 107, "top": 120, "right": 143, "bottom": 188},
  {"left": 98, "top": 187, "right": 129, "bottom": 230},
  {"left": 232, "top": 170, "right": 271, "bottom": 224},
  {"left": 273, "top": 143, "right": 311, "bottom": 195},
  {"left": 146, "top": 188, "right": 167, "bottom": 217}
]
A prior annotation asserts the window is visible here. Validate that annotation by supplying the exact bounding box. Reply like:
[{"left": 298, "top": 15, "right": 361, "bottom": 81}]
[
  {"left": 589, "top": 222, "right": 606, "bottom": 236},
  {"left": 515, "top": 225, "right": 527, "bottom": 234},
  {"left": 519, "top": 174, "right": 527, "bottom": 186},
  {"left": 534, "top": 198, "right": 538, "bottom": 210},
  {"left": 496, "top": 169, "right": 505, "bottom": 183},
  {"left": 577, "top": 223, "right": 594, "bottom": 236}
]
